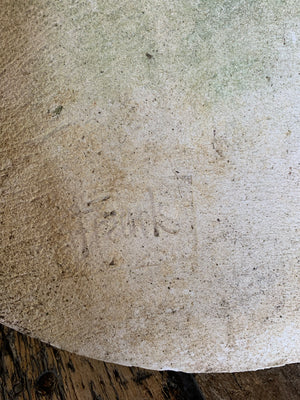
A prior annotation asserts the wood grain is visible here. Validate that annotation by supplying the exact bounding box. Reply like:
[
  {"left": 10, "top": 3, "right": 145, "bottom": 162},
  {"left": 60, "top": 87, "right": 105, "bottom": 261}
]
[{"left": 0, "top": 324, "right": 299, "bottom": 399}]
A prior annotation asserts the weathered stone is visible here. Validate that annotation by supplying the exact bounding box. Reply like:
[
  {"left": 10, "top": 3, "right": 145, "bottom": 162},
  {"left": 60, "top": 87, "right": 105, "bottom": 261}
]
[{"left": 0, "top": 0, "right": 299, "bottom": 372}]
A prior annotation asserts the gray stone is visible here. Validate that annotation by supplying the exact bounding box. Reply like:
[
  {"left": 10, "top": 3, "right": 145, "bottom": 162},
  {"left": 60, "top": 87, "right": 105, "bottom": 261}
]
[{"left": 0, "top": 0, "right": 299, "bottom": 372}]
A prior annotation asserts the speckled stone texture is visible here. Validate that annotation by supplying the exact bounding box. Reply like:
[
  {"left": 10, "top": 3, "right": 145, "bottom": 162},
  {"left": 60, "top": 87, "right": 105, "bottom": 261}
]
[{"left": 0, "top": 0, "right": 299, "bottom": 372}]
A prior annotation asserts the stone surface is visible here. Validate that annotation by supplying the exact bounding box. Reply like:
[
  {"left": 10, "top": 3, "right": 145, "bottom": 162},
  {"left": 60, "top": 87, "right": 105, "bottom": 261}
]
[{"left": 0, "top": 0, "right": 299, "bottom": 372}]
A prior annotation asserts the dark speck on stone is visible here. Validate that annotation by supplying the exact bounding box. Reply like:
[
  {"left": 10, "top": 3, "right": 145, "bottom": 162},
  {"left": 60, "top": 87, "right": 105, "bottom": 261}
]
[{"left": 53, "top": 105, "right": 63, "bottom": 116}]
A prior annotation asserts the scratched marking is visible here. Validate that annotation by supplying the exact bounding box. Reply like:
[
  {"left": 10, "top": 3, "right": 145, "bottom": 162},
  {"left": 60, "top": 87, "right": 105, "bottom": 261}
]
[{"left": 84, "top": 174, "right": 196, "bottom": 269}]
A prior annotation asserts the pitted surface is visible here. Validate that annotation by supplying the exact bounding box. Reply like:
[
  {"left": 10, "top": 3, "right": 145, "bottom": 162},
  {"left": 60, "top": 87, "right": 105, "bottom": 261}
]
[{"left": 0, "top": 0, "right": 299, "bottom": 372}]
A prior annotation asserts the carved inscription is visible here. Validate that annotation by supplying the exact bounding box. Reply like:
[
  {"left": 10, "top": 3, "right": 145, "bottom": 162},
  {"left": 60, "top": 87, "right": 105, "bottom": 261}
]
[{"left": 84, "top": 174, "right": 196, "bottom": 268}]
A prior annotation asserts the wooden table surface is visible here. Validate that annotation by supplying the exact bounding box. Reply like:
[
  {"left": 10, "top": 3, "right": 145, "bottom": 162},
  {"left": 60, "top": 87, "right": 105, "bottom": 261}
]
[{"left": 0, "top": 324, "right": 299, "bottom": 399}]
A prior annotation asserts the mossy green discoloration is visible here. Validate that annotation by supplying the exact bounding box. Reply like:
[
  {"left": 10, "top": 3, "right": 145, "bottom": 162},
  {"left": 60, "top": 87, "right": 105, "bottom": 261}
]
[{"left": 44, "top": 0, "right": 298, "bottom": 106}]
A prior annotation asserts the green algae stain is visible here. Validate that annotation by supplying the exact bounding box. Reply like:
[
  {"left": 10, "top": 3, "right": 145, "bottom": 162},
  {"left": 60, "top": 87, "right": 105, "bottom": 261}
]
[
  {"left": 165, "top": 0, "right": 291, "bottom": 102},
  {"left": 44, "top": 0, "right": 297, "bottom": 105}
]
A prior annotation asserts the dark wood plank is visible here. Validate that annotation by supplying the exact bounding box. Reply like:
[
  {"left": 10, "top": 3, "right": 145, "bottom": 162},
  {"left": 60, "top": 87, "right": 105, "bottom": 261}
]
[
  {"left": 0, "top": 324, "right": 299, "bottom": 399},
  {"left": 194, "top": 364, "right": 300, "bottom": 400},
  {"left": 0, "top": 324, "right": 204, "bottom": 400}
]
